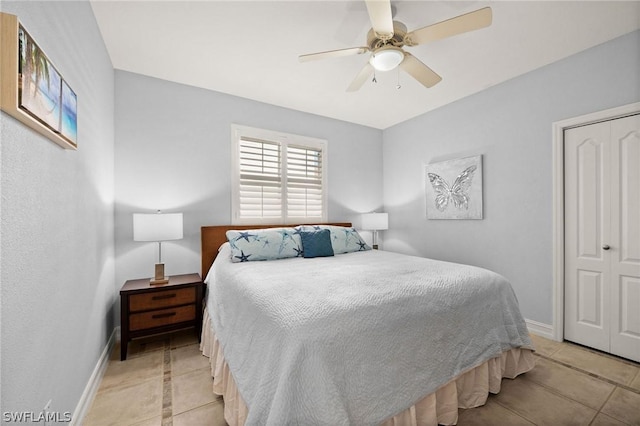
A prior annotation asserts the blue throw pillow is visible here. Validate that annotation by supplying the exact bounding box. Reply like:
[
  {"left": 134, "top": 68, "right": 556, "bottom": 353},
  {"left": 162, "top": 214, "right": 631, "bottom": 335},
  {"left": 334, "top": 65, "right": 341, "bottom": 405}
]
[
  {"left": 300, "top": 229, "right": 334, "bottom": 258},
  {"left": 296, "top": 225, "right": 371, "bottom": 254}
]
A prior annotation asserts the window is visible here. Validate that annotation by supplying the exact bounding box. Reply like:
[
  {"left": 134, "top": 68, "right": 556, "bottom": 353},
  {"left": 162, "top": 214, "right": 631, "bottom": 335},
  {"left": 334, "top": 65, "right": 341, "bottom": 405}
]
[{"left": 231, "top": 125, "right": 327, "bottom": 225}]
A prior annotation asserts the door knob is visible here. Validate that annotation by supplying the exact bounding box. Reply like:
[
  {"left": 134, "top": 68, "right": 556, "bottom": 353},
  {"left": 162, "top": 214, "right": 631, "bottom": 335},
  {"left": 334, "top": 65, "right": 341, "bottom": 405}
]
[{"left": 603, "top": 245, "right": 610, "bottom": 250}]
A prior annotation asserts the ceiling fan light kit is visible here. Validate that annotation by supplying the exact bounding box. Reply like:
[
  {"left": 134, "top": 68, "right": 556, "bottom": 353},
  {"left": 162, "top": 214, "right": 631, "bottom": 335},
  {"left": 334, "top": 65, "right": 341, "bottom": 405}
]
[
  {"left": 298, "top": 1, "right": 492, "bottom": 92},
  {"left": 370, "top": 46, "right": 404, "bottom": 72}
]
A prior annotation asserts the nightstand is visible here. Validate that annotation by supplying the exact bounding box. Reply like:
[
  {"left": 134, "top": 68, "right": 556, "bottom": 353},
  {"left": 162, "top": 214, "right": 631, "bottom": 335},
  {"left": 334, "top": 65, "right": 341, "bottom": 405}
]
[{"left": 120, "top": 273, "right": 203, "bottom": 360}]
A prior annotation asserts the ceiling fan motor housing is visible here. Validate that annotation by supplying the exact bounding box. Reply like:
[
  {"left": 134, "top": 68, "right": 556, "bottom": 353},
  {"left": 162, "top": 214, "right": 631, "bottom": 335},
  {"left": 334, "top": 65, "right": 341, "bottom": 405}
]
[{"left": 367, "top": 21, "right": 408, "bottom": 50}]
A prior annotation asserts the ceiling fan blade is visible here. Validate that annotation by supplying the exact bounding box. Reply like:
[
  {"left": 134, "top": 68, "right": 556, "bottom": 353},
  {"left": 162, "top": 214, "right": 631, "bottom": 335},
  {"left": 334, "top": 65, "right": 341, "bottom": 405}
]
[
  {"left": 347, "top": 63, "right": 374, "bottom": 92},
  {"left": 405, "top": 7, "right": 492, "bottom": 46},
  {"left": 365, "top": 0, "right": 394, "bottom": 40},
  {"left": 400, "top": 53, "right": 442, "bottom": 88},
  {"left": 299, "top": 46, "right": 370, "bottom": 62}
]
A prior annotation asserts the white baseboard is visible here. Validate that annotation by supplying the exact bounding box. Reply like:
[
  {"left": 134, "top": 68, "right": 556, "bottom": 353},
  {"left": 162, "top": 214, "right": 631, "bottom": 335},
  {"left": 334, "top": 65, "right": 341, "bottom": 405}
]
[
  {"left": 71, "top": 326, "right": 119, "bottom": 426},
  {"left": 525, "top": 318, "right": 554, "bottom": 340}
]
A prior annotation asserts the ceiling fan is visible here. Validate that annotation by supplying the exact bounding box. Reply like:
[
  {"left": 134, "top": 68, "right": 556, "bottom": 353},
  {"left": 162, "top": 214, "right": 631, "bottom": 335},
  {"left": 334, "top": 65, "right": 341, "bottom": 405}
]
[{"left": 299, "top": 1, "right": 492, "bottom": 91}]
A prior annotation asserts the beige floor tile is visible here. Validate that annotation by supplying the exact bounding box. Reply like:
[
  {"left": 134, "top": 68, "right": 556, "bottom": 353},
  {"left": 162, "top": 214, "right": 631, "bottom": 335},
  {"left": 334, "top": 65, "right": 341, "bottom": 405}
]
[
  {"left": 551, "top": 344, "right": 639, "bottom": 386},
  {"left": 493, "top": 377, "right": 597, "bottom": 425},
  {"left": 529, "top": 333, "right": 563, "bottom": 357},
  {"left": 601, "top": 387, "right": 640, "bottom": 425},
  {"left": 99, "top": 351, "right": 164, "bottom": 392},
  {"left": 171, "top": 343, "right": 210, "bottom": 377},
  {"left": 630, "top": 369, "right": 640, "bottom": 392},
  {"left": 522, "top": 357, "right": 615, "bottom": 409},
  {"left": 172, "top": 367, "right": 217, "bottom": 415},
  {"left": 170, "top": 328, "right": 199, "bottom": 349},
  {"left": 457, "top": 397, "right": 534, "bottom": 425},
  {"left": 173, "top": 400, "right": 227, "bottom": 426},
  {"left": 130, "top": 416, "right": 163, "bottom": 426},
  {"left": 127, "top": 335, "right": 167, "bottom": 359},
  {"left": 590, "top": 412, "right": 629, "bottom": 426},
  {"left": 84, "top": 377, "right": 163, "bottom": 426}
]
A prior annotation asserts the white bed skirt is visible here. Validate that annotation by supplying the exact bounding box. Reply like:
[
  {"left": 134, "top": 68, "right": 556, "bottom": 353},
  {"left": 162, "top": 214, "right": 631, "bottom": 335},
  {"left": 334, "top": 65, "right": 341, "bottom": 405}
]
[{"left": 200, "top": 307, "right": 535, "bottom": 426}]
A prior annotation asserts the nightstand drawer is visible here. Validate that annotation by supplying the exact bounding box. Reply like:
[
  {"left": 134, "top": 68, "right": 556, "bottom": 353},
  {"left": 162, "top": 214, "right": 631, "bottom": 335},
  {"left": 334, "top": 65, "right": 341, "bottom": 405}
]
[
  {"left": 129, "top": 287, "right": 196, "bottom": 312},
  {"left": 129, "top": 305, "right": 196, "bottom": 331}
]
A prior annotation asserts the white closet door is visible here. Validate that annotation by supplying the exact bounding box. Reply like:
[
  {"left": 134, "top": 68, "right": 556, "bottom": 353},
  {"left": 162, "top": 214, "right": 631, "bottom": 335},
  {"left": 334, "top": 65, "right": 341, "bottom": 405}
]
[
  {"left": 564, "top": 121, "right": 611, "bottom": 353},
  {"left": 610, "top": 114, "right": 640, "bottom": 362},
  {"left": 564, "top": 114, "right": 640, "bottom": 362}
]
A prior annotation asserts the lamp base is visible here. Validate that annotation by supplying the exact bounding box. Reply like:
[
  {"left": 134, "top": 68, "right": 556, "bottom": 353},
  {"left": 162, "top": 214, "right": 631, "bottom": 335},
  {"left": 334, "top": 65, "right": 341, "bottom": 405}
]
[{"left": 150, "top": 263, "right": 169, "bottom": 286}]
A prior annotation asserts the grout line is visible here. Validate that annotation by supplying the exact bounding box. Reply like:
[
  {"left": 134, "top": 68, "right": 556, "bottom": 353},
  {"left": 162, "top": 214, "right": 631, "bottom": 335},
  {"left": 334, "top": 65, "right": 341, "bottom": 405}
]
[
  {"left": 589, "top": 385, "right": 617, "bottom": 426},
  {"left": 161, "top": 337, "right": 173, "bottom": 426},
  {"left": 490, "top": 397, "right": 536, "bottom": 425},
  {"left": 513, "top": 370, "right": 600, "bottom": 419},
  {"left": 595, "top": 384, "right": 617, "bottom": 413},
  {"left": 631, "top": 368, "right": 640, "bottom": 389},
  {"left": 533, "top": 353, "right": 640, "bottom": 396}
]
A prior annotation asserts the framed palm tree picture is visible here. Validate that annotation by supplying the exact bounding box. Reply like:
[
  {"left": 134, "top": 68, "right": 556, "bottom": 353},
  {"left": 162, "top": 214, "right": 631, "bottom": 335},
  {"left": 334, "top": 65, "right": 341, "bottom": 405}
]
[
  {"left": 18, "top": 25, "right": 77, "bottom": 146},
  {"left": 0, "top": 12, "right": 77, "bottom": 149}
]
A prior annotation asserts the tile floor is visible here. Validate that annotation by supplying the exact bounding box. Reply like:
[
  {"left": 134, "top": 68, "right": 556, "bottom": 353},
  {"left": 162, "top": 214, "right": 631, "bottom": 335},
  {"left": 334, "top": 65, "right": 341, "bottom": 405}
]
[
  {"left": 84, "top": 331, "right": 640, "bottom": 425},
  {"left": 84, "top": 330, "right": 225, "bottom": 426}
]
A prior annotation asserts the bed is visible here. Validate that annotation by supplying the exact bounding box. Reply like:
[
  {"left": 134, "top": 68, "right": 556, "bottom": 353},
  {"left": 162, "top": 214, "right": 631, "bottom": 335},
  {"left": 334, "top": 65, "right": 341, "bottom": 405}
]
[{"left": 199, "top": 223, "right": 535, "bottom": 425}]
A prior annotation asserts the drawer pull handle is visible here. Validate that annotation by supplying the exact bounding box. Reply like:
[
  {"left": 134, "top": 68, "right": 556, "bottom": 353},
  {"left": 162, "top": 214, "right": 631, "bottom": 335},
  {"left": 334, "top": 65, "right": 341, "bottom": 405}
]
[
  {"left": 152, "top": 293, "right": 176, "bottom": 300},
  {"left": 152, "top": 312, "right": 177, "bottom": 319}
]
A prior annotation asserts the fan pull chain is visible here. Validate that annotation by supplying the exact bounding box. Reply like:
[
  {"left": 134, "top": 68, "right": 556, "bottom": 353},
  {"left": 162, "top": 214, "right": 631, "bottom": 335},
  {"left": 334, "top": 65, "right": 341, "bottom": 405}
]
[
  {"left": 396, "top": 67, "right": 401, "bottom": 89},
  {"left": 372, "top": 69, "right": 377, "bottom": 84}
]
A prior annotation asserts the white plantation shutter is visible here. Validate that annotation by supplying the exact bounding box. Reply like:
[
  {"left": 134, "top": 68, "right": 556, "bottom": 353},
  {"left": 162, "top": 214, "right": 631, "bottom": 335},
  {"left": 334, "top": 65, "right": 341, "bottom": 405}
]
[
  {"left": 238, "top": 137, "right": 282, "bottom": 219},
  {"left": 287, "top": 145, "right": 323, "bottom": 219},
  {"left": 231, "top": 125, "right": 327, "bottom": 224}
]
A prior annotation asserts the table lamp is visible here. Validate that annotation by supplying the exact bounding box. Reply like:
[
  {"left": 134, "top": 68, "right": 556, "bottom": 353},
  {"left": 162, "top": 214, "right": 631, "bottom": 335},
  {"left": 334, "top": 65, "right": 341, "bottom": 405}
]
[
  {"left": 361, "top": 212, "right": 389, "bottom": 250},
  {"left": 133, "top": 210, "right": 183, "bottom": 285}
]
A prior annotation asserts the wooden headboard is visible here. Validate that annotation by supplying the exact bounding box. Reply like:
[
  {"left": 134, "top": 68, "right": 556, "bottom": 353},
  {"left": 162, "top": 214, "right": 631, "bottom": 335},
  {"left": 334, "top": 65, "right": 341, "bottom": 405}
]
[{"left": 201, "top": 223, "right": 352, "bottom": 278}]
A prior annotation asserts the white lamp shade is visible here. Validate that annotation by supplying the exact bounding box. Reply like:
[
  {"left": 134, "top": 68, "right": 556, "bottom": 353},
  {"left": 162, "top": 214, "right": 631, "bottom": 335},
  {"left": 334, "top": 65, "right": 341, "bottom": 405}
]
[
  {"left": 133, "top": 213, "right": 183, "bottom": 242},
  {"left": 361, "top": 212, "right": 389, "bottom": 231}
]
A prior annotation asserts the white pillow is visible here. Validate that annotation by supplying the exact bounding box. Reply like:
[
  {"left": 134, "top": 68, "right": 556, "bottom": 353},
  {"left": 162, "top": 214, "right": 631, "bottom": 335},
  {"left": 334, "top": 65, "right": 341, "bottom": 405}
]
[{"left": 226, "top": 227, "right": 303, "bottom": 262}]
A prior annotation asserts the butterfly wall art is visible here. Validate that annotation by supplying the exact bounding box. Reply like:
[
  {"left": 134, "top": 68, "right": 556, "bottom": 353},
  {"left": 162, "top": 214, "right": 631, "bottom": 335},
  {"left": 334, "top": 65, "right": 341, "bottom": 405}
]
[{"left": 425, "top": 155, "right": 483, "bottom": 219}]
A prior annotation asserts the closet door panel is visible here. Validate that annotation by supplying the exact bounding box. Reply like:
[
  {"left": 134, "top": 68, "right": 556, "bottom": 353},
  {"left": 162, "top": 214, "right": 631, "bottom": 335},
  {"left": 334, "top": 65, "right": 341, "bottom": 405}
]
[
  {"left": 564, "top": 121, "right": 611, "bottom": 352},
  {"left": 610, "top": 114, "right": 640, "bottom": 362}
]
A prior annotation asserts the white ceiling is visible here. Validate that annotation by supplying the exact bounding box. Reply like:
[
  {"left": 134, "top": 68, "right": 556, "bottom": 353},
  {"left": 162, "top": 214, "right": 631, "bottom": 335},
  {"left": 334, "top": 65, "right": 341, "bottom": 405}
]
[{"left": 90, "top": 1, "right": 640, "bottom": 129}]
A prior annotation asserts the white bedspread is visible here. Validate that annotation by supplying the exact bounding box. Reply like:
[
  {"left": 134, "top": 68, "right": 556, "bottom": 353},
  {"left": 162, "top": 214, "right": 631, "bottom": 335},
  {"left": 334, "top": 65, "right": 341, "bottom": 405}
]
[{"left": 207, "top": 245, "right": 533, "bottom": 425}]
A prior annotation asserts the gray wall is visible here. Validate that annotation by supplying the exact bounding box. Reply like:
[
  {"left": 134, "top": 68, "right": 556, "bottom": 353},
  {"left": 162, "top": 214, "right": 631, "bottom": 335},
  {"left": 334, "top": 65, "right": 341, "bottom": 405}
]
[
  {"left": 114, "top": 71, "right": 383, "bottom": 303},
  {"left": 382, "top": 30, "right": 640, "bottom": 325},
  {"left": 0, "top": 0, "right": 115, "bottom": 418}
]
